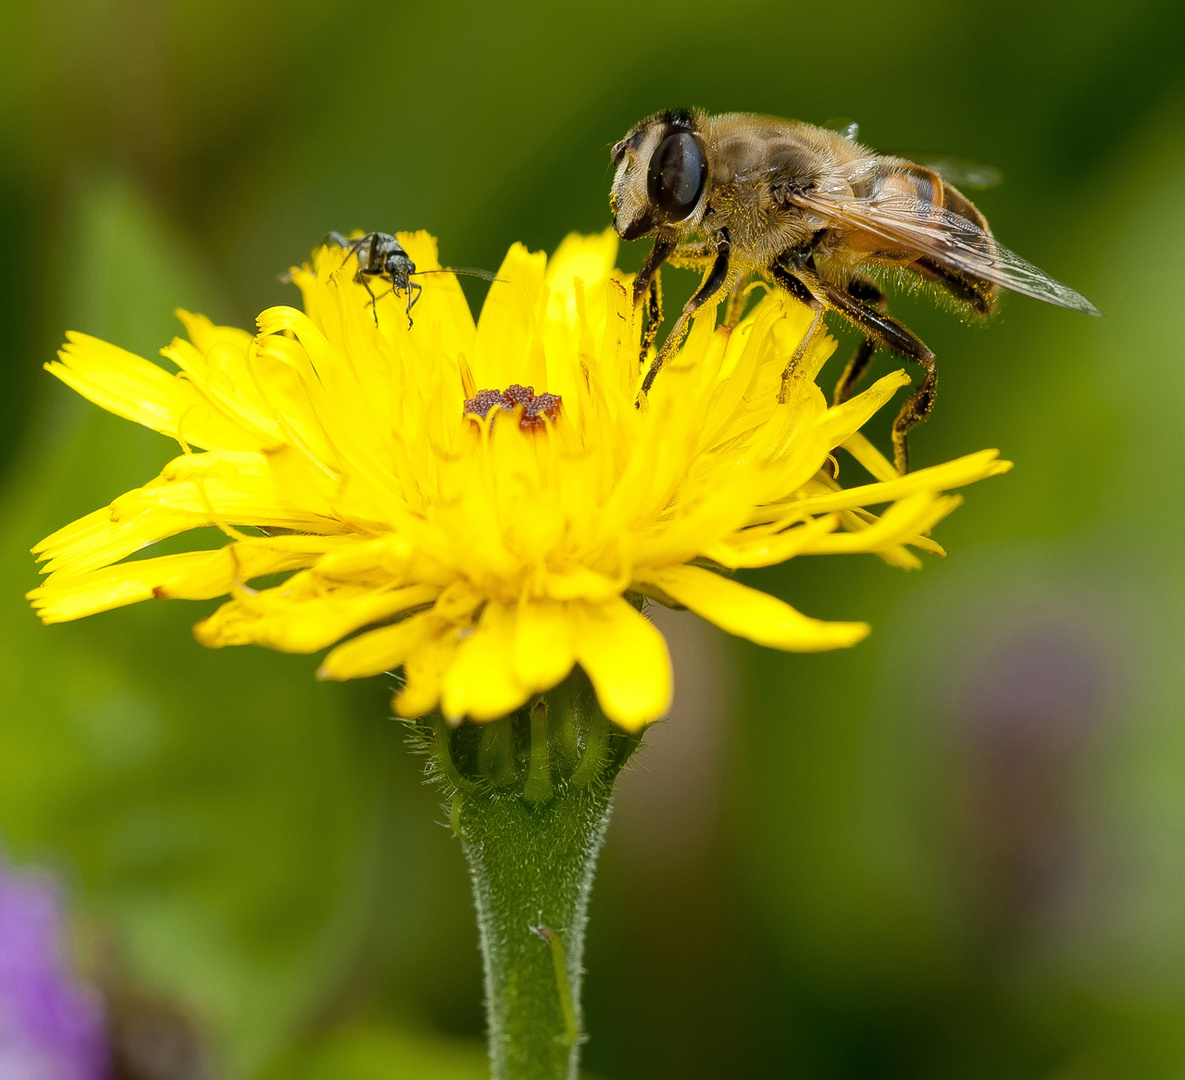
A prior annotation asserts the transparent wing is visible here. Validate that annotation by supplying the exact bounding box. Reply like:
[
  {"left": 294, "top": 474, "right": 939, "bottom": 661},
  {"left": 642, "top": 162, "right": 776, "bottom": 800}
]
[
  {"left": 822, "top": 116, "right": 861, "bottom": 142},
  {"left": 902, "top": 153, "right": 1002, "bottom": 190},
  {"left": 793, "top": 188, "right": 1100, "bottom": 315}
]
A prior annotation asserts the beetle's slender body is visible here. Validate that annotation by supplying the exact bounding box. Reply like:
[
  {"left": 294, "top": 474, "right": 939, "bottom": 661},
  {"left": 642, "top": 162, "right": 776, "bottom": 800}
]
[
  {"left": 325, "top": 231, "right": 503, "bottom": 332},
  {"left": 327, "top": 231, "right": 421, "bottom": 328}
]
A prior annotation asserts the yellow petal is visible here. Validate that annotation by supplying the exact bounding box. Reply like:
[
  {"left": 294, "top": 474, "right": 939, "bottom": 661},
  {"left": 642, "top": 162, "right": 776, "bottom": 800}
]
[
  {"left": 318, "top": 609, "right": 440, "bottom": 680},
  {"left": 473, "top": 242, "right": 547, "bottom": 389},
  {"left": 174, "top": 310, "right": 253, "bottom": 356},
  {"left": 396, "top": 231, "right": 478, "bottom": 358},
  {"left": 512, "top": 599, "right": 575, "bottom": 693},
  {"left": 28, "top": 542, "right": 321, "bottom": 623},
  {"left": 571, "top": 598, "right": 671, "bottom": 731},
  {"left": 543, "top": 566, "right": 624, "bottom": 602},
  {"left": 50, "top": 332, "right": 260, "bottom": 451},
  {"left": 544, "top": 229, "right": 618, "bottom": 328},
  {"left": 702, "top": 513, "right": 841, "bottom": 569},
  {"left": 804, "top": 493, "right": 962, "bottom": 555},
  {"left": 32, "top": 451, "right": 344, "bottom": 578},
  {"left": 636, "top": 564, "right": 869, "bottom": 652},
  {"left": 195, "top": 581, "right": 438, "bottom": 652},
  {"left": 817, "top": 371, "right": 911, "bottom": 448},
  {"left": 441, "top": 602, "right": 530, "bottom": 722},
  {"left": 798, "top": 450, "right": 1011, "bottom": 514},
  {"left": 394, "top": 627, "right": 462, "bottom": 719},
  {"left": 840, "top": 431, "right": 897, "bottom": 483}
]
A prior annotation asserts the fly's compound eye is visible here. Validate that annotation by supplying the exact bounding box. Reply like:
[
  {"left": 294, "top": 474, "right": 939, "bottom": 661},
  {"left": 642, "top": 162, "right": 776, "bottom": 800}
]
[{"left": 646, "top": 131, "right": 706, "bottom": 222}]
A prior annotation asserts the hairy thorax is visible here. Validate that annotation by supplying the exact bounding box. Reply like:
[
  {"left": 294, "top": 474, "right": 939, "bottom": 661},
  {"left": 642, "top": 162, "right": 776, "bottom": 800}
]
[{"left": 701, "top": 115, "right": 854, "bottom": 273}]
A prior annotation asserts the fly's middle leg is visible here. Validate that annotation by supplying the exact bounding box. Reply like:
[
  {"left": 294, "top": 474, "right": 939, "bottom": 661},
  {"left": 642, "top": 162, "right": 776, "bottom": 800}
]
[
  {"left": 833, "top": 279, "right": 887, "bottom": 405},
  {"left": 770, "top": 264, "right": 825, "bottom": 401}
]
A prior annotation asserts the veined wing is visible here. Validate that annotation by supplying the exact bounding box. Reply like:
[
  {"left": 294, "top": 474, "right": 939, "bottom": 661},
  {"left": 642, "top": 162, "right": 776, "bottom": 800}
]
[
  {"left": 791, "top": 187, "right": 1100, "bottom": 315},
  {"left": 903, "top": 153, "right": 1002, "bottom": 190}
]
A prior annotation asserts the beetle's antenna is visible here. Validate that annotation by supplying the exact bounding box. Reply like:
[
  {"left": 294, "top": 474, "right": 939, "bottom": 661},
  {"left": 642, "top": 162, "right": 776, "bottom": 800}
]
[{"left": 412, "top": 267, "right": 504, "bottom": 284}]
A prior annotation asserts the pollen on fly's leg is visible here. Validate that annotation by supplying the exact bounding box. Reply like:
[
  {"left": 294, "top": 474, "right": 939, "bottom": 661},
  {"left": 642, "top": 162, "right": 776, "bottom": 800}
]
[{"left": 464, "top": 385, "right": 562, "bottom": 430}]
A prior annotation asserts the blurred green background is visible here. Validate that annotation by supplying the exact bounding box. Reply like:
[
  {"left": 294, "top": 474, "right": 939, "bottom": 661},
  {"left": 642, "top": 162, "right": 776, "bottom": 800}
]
[{"left": 2, "top": 0, "right": 1184, "bottom": 1076}]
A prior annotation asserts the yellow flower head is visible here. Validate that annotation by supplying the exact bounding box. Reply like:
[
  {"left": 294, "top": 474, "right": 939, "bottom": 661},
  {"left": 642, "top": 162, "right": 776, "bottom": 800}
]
[{"left": 29, "top": 231, "right": 1009, "bottom": 730}]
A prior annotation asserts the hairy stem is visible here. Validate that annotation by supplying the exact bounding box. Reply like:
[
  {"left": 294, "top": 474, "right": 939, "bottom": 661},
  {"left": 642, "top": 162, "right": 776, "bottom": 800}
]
[
  {"left": 419, "top": 674, "right": 638, "bottom": 1080},
  {"left": 459, "top": 773, "right": 612, "bottom": 1079}
]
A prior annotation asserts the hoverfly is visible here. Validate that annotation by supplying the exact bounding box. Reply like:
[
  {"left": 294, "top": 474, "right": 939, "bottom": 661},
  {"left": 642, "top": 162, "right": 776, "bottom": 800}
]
[{"left": 610, "top": 110, "right": 1099, "bottom": 472}]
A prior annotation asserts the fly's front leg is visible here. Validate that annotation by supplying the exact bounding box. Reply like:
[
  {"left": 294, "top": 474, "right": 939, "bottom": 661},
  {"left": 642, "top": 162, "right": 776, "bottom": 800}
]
[
  {"left": 633, "top": 233, "right": 676, "bottom": 306},
  {"left": 824, "top": 283, "right": 937, "bottom": 474},
  {"left": 769, "top": 264, "right": 825, "bottom": 401},
  {"left": 640, "top": 271, "right": 662, "bottom": 365},
  {"left": 639, "top": 230, "right": 731, "bottom": 397},
  {"left": 634, "top": 233, "right": 676, "bottom": 367},
  {"left": 833, "top": 279, "right": 887, "bottom": 405},
  {"left": 639, "top": 241, "right": 718, "bottom": 366}
]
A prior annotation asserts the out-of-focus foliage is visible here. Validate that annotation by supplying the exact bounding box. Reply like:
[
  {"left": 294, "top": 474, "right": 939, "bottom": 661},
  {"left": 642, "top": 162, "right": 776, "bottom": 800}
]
[
  {"left": 1, "top": 0, "right": 1184, "bottom": 1077},
  {"left": 260, "top": 1025, "right": 487, "bottom": 1080}
]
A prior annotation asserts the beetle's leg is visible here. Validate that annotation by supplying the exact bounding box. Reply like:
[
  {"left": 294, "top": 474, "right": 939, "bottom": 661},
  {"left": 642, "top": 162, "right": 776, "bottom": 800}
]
[
  {"left": 329, "top": 232, "right": 368, "bottom": 274},
  {"left": 407, "top": 280, "right": 422, "bottom": 330},
  {"left": 770, "top": 264, "right": 826, "bottom": 399},
  {"left": 823, "top": 282, "right": 937, "bottom": 474},
  {"left": 832, "top": 279, "right": 887, "bottom": 405},
  {"left": 639, "top": 230, "right": 731, "bottom": 397},
  {"left": 359, "top": 272, "right": 381, "bottom": 326}
]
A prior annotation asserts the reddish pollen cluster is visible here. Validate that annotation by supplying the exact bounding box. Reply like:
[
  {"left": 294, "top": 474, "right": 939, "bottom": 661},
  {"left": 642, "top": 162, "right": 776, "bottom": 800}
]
[{"left": 464, "top": 384, "right": 562, "bottom": 429}]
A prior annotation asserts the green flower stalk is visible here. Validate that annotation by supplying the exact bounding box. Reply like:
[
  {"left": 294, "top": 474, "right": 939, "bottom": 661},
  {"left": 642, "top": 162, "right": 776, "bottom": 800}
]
[{"left": 416, "top": 672, "right": 638, "bottom": 1079}]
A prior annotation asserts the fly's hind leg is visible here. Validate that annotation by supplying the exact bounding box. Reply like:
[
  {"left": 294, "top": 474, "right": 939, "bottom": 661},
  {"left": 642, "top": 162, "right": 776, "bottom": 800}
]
[
  {"left": 834, "top": 339, "right": 876, "bottom": 405},
  {"left": 833, "top": 279, "right": 887, "bottom": 405},
  {"left": 823, "top": 283, "right": 936, "bottom": 474},
  {"left": 890, "top": 351, "right": 937, "bottom": 474}
]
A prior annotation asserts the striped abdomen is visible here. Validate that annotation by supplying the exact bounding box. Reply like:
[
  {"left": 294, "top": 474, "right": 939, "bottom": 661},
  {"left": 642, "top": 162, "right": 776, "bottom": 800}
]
[{"left": 856, "top": 159, "right": 1001, "bottom": 316}]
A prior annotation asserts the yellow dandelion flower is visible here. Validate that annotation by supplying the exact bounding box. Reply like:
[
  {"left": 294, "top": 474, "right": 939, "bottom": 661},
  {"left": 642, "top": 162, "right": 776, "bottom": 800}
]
[{"left": 28, "top": 230, "right": 1009, "bottom": 731}]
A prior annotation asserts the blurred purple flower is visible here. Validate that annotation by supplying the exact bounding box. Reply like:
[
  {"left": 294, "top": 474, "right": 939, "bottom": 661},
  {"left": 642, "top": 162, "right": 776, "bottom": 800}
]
[{"left": 0, "top": 859, "right": 109, "bottom": 1080}]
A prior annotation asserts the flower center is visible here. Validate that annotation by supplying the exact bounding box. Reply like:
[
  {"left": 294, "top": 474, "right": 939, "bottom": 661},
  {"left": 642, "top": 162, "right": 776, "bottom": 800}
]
[{"left": 464, "top": 384, "right": 562, "bottom": 428}]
